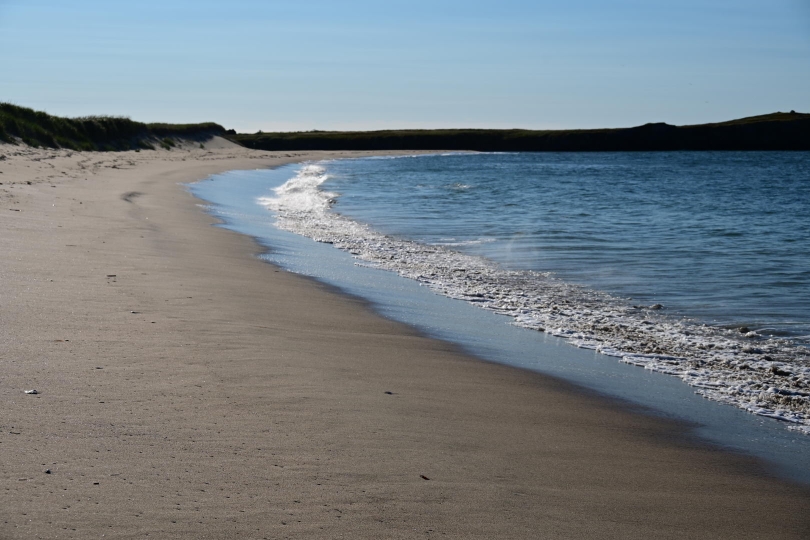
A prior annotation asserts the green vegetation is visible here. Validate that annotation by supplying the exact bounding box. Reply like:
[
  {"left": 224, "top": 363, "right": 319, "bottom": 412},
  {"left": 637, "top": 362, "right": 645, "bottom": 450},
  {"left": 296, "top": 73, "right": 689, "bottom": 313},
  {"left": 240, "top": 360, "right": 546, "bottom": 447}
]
[
  {"left": 148, "top": 122, "right": 226, "bottom": 138},
  {"left": 0, "top": 102, "right": 226, "bottom": 151},
  {"left": 2, "top": 102, "right": 806, "bottom": 153},
  {"left": 230, "top": 112, "right": 810, "bottom": 152}
]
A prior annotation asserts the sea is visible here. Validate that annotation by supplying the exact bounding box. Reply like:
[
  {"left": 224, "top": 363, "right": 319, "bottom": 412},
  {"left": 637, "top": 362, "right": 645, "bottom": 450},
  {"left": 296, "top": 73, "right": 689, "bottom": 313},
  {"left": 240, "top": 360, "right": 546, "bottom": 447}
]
[{"left": 190, "top": 151, "right": 810, "bottom": 484}]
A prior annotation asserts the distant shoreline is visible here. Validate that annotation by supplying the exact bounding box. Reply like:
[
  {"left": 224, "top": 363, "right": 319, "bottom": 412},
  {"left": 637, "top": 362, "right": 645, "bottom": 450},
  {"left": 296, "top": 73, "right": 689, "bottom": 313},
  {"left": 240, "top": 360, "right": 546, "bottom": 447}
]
[
  {"left": 3, "top": 102, "right": 808, "bottom": 153},
  {"left": 230, "top": 111, "right": 810, "bottom": 152}
]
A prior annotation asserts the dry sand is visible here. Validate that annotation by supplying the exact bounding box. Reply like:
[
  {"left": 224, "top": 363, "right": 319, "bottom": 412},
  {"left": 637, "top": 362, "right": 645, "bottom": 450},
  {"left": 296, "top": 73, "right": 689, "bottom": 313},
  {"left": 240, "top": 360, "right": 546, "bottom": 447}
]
[{"left": 1, "top": 140, "right": 809, "bottom": 539}]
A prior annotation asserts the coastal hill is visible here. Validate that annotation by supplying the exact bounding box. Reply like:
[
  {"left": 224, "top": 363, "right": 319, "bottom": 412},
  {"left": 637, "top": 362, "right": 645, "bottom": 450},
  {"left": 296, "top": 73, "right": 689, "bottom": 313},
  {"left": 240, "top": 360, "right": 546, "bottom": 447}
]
[
  {"left": 230, "top": 112, "right": 810, "bottom": 152},
  {"left": 2, "top": 102, "right": 807, "bottom": 152},
  {"left": 0, "top": 102, "right": 226, "bottom": 151}
]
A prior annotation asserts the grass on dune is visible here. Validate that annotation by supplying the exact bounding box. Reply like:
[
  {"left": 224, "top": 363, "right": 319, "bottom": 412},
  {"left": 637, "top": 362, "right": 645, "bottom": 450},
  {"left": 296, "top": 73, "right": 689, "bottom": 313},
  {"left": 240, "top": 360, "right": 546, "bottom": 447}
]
[{"left": 0, "top": 102, "right": 226, "bottom": 151}]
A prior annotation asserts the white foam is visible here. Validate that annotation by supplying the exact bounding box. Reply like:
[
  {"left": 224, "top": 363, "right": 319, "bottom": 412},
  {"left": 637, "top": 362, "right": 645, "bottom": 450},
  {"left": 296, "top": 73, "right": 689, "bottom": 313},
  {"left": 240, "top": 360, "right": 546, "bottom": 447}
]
[
  {"left": 257, "top": 164, "right": 334, "bottom": 214},
  {"left": 431, "top": 237, "right": 496, "bottom": 247},
  {"left": 260, "top": 163, "right": 810, "bottom": 434}
]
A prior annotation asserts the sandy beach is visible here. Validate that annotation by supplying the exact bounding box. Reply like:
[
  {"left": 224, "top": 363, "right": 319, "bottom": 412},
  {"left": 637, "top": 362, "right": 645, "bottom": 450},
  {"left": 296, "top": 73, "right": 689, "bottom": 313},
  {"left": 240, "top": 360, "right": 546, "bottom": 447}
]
[{"left": 1, "top": 140, "right": 809, "bottom": 539}]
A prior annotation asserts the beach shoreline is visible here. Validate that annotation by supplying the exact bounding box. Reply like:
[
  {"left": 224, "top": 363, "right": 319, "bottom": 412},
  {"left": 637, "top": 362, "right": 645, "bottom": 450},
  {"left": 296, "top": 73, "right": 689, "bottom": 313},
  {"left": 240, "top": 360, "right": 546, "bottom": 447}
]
[{"left": 1, "top": 141, "right": 809, "bottom": 538}]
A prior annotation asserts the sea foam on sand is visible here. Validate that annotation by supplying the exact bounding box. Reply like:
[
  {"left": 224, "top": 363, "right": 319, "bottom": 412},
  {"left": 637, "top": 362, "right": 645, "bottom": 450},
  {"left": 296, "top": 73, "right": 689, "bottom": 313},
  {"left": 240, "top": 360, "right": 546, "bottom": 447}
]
[{"left": 259, "top": 163, "right": 810, "bottom": 435}]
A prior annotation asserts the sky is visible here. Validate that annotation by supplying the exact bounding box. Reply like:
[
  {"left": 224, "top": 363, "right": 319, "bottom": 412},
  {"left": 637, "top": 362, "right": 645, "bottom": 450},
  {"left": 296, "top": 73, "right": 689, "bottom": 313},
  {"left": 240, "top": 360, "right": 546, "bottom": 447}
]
[{"left": 1, "top": 0, "right": 808, "bottom": 132}]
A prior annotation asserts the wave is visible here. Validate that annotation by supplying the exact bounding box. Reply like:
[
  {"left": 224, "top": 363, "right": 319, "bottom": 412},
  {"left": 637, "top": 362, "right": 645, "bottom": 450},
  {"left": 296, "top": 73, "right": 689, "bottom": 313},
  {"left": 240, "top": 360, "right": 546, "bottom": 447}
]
[
  {"left": 359, "top": 152, "right": 477, "bottom": 161},
  {"left": 259, "top": 162, "right": 810, "bottom": 435},
  {"left": 431, "top": 237, "right": 496, "bottom": 247},
  {"left": 257, "top": 164, "right": 334, "bottom": 213}
]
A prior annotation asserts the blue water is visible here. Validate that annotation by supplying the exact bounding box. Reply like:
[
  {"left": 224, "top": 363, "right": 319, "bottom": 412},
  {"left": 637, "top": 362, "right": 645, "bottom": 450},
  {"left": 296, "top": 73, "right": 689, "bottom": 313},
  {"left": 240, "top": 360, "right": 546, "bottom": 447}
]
[
  {"left": 325, "top": 152, "right": 810, "bottom": 342},
  {"left": 189, "top": 153, "right": 810, "bottom": 485}
]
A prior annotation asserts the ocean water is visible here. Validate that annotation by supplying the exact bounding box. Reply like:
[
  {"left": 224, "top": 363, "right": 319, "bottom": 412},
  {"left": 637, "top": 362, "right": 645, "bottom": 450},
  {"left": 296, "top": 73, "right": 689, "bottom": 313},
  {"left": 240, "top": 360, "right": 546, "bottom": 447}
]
[
  {"left": 190, "top": 152, "right": 810, "bottom": 484},
  {"left": 322, "top": 152, "right": 810, "bottom": 345}
]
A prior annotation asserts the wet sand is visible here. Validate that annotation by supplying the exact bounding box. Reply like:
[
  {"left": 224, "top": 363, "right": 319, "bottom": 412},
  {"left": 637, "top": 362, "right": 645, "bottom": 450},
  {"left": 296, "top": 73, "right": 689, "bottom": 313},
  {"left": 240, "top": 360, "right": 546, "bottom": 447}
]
[{"left": 1, "top": 140, "right": 809, "bottom": 539}]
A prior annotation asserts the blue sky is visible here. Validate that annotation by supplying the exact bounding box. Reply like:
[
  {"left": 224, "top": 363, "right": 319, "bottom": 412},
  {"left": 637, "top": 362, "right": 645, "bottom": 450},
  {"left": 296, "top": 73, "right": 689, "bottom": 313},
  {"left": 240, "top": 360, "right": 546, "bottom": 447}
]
[{"left": 1, "top": 0, "right": 808, "bottom": 131}]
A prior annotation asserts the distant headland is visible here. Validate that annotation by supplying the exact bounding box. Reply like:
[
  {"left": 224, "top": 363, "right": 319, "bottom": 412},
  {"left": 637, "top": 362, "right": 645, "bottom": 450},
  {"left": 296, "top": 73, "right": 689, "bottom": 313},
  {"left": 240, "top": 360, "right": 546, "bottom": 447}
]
[
  {"left": 2, "top": 102, "right": 807, "bottom": 152},
  {"left": 229, "top": 112, "right": 810, "bottom": 152}
]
